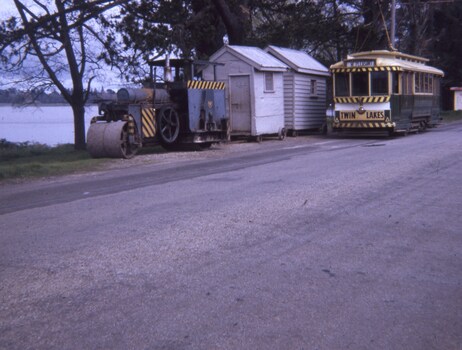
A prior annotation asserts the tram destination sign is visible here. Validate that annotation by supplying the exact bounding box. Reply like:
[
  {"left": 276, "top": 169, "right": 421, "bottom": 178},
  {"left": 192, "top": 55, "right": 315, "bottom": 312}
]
[
  {"left": 339, "top": 110, "right": 385, "bottom": 121},
  {"left": 345, "top": 59, "right": 375, "bottom": 68}
]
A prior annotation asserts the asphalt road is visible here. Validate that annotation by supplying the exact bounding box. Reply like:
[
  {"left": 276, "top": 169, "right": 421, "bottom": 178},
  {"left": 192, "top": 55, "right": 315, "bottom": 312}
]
[{"left": 1, "top": 123, "right": 462, "bottom": 350}]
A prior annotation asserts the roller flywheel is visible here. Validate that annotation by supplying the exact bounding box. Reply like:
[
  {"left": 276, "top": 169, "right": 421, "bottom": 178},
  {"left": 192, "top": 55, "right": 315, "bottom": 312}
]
[{"left": 87, "top": 121, "right": 139, "bottom": 159}]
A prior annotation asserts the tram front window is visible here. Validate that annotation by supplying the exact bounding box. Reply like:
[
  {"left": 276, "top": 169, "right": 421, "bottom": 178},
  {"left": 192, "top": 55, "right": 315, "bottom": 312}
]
[
  {"left": 371, "top": 71, "right": 388, "bottom": 95},
  {"left": 335, "top": 73, "right": 350, "bottom": 96},
  {"left": 352, "top": 72, "right": 368, "bottom": 96}
]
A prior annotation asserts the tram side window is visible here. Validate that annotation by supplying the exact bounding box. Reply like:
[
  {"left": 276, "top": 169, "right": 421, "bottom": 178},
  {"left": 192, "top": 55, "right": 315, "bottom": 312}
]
[
  {"left": 406, "top": 72, "right": 413, "bottom": 94},
  {"left": 371, "top": 71, "right": 388, "bottom": 95},
  {"left": 352, "top": 72, "right": 369, "bottom": 96},
  {"left": 428, "top": 74, "right": 433, "bottom": 93},
  {"left": 402, "top": 72, "right": 408, "bottom": 94},
  {"left": 391, "top": 72, "right": 400, "bottom": 94},
  {"left": 335, "top": 73, "right": 350, "bottom": 96},
  {"left": 401, "top": 72, "right": 408, "bottom": 94},
  {"left": 415, "top": 73, "right": 421, "bottom": 93},
  {"left": 414, "top": 72, "right": 434, "bottom": 94}
]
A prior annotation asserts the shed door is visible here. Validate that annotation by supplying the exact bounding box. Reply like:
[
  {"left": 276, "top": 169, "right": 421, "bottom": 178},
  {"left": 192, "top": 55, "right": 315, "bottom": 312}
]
[{"left": 230, "top": 75, "right": 251, "bottom": 133}]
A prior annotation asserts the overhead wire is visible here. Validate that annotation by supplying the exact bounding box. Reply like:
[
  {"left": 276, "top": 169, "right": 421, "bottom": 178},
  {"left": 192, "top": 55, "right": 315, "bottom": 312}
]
[{"left": 377, "top": 0, "right": 394, "bottom": 50}]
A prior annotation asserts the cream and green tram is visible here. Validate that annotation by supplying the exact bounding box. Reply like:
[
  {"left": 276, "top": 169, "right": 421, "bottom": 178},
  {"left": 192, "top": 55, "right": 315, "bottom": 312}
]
[{"left": 329, "top": 50, "right": 444, "bottom": 134}]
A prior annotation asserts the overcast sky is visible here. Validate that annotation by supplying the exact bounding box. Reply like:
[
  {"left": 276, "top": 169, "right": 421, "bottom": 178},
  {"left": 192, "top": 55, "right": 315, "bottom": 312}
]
[
  {"left": 0, "top": 0, "right": 18, "bottom": 18},
  {"left": 0, "top": 1, "right": 56, "bottom": 20}
]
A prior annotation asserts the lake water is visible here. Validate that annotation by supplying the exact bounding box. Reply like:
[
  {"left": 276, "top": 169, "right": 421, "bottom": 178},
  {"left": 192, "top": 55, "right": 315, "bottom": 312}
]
[{"left": 0, "top": 105, "right": 99, "bottom": 146}]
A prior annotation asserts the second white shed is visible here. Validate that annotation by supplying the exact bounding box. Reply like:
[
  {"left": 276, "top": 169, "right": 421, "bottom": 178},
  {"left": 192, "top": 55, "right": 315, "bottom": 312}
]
[
  {"left": 265, "top": 45, "right": 330, "bottom": 135},
  {"left": 203, "top": 45, "right": 288, "bottom": 139}
]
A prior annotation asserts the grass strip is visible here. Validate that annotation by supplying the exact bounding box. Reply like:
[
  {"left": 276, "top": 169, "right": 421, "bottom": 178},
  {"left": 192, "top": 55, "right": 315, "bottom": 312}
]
[
  {"left": 0, "top": 140, "right": 107, "bottom": 181},
  {"left": 441, "top": 110, "right": 462, "bottom": 123}
]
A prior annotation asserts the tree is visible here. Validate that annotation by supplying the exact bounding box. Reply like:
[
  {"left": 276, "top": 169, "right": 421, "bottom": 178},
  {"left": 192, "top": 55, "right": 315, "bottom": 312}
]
[
  {"left": 100, "top": 0, "right": 230, "bottom": 77},
  {"left": 106, "top": 0, "right": 342, "bottom": 73},
  {"left": 395, "top": 0, "right": 433, "bottom": 56},
  {"left": 0, "top": 0, "right": 127, "bottom": 150},
  {"left": 246, "top": 0, "right": 360, "bottom": 64}
]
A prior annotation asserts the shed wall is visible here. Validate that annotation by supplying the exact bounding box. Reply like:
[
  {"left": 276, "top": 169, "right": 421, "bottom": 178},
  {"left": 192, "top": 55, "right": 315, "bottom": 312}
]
[
  {"left": 454, "top": 91, "right": 462, "bottom": 111},
  {"left": 252, "top": 71, "right": 285, "bottom": 135},
  {"left": 283, "top": 72, "right": 327, "bottom": 130},
  {"left": 283, "top": 73, "right": 295, "bottom": 128},
  {"left": 204, "top": 50, "right": 285, "bottom": 136}
]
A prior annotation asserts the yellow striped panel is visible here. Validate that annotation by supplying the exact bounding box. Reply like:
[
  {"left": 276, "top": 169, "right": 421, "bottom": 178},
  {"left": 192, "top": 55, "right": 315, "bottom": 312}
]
[
  {"left": 128, "top": 119, "right": 136, "bottom": 135},
  {"left": 142, "top": 107, "right": 156, "bottom": 138},
  {"left": 187, "top": 80, "right": 225, "bottom": 90},
  {"left": 334, "top": 122, "right": 394, "bottom": 129},
  {"left": 334, "top": 96, "right": 390, "bottom": 103},
  {"left": 364, "top": 96, "right": 390, "bottom": 103},
  {"left": 332, "top": 67, "right": 402, "bottom": 73}
]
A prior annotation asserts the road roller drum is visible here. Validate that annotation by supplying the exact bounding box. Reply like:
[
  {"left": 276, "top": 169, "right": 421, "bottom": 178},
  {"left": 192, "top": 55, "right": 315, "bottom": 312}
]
[{"left": 87, "top": 121, "right": 139, "bottom": 159}]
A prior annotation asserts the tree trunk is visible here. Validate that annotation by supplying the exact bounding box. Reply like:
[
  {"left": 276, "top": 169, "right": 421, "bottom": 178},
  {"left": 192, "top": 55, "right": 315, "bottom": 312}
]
[
  {"left": 210, "top": 0, "right": 248, "bottom": 45},
  {"left": 71, "top": 101, "right": 86, "bottom": 150},
  {"left": 332, "top": 0, "right": 342, "bottom": 61}
]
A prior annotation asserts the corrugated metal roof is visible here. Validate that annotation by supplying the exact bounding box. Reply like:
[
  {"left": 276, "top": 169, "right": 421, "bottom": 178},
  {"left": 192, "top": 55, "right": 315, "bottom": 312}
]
[
  {"left": 330, "top": 50, "right": 444, "bottom": 76},
  {"left": 349, "top": 50, "right": 428, "bottom": 63},
  {"left": 265, "top": 45, "right": 330, "bottom": 76},
  {"left": 209, "top": 45, "right": 288, "bottom": 72}
]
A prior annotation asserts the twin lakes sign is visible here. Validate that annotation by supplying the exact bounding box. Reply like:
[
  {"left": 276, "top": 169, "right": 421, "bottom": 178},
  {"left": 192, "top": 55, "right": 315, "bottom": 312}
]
[{"left": 339, "top": 110, "right": 386, "bottom": 121}]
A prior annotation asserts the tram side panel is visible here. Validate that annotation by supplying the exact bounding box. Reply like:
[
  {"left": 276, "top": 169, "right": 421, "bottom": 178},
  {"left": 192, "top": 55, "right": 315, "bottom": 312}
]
[{"left": 391, "top": 93, "right": 441, "bottom": 132}]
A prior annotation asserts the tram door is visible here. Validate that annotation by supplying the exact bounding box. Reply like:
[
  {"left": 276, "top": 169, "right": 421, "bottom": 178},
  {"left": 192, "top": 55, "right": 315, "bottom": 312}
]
[{"left": 229, "top": 75, "right": 251, "bottom": 133}]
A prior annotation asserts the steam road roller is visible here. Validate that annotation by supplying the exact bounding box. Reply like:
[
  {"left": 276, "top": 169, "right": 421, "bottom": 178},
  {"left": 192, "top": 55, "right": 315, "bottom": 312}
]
[{"left": 87, "top": 59, "right": 229, "bottom": 158}]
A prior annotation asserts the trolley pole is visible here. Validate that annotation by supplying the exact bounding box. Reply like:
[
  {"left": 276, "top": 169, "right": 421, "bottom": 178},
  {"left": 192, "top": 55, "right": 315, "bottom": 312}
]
[{"left": 391, "top": 0, "right": 396, "bottom": 49}]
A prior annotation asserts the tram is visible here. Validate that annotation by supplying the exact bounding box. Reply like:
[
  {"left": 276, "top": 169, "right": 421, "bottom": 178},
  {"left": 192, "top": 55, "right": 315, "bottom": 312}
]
[{"left": 329, "top": 50, "right": 444, "bottom": 135}]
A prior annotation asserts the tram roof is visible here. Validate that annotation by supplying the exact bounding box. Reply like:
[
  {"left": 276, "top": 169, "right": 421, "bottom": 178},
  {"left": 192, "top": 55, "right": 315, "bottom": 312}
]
[{"left": 330, "top": 50, "right": 444, "bottom": 76}]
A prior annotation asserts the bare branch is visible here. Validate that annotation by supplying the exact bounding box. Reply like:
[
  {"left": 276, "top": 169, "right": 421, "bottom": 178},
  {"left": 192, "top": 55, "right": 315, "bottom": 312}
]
[{"left": 0, "top": 0, "right": 130, "bottom": 149}]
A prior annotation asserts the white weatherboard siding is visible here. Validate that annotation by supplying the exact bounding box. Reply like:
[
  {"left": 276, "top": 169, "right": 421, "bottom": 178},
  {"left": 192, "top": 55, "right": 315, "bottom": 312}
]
[
  {"left": 284, "top": 73, "right": 295, "bottom": 129},
  {"left": 293, "top": 74, "right": 327, "bottom": 129},
  {"left": 283, "top": 72, "right": 327, "bottom": 130},
  {"left": 266, "top": 45, "right": 329, "bottom": 132}
]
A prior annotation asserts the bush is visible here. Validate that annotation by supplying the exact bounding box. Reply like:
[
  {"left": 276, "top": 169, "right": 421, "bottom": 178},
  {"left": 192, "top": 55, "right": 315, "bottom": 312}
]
[
  {"left": 441, "top": 110, "right": 462, "bottom": 122},
  {"left": 0, "top": 139, "right": 104, "bottom": 180},
  {"left": 0, "top": 139, "right": 51, "bottom": 161}
]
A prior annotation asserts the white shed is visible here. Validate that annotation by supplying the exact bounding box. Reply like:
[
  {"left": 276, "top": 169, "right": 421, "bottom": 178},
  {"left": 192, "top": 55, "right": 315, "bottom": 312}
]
[
  {"left": 265, "top": 45, "right": 330, "bottom": 135},
  {"left": 203, "top": 45, "right": 288, "bottom": 139},
  {"left": 450, "top": 87, "right": 462, "bottom": 111}
]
